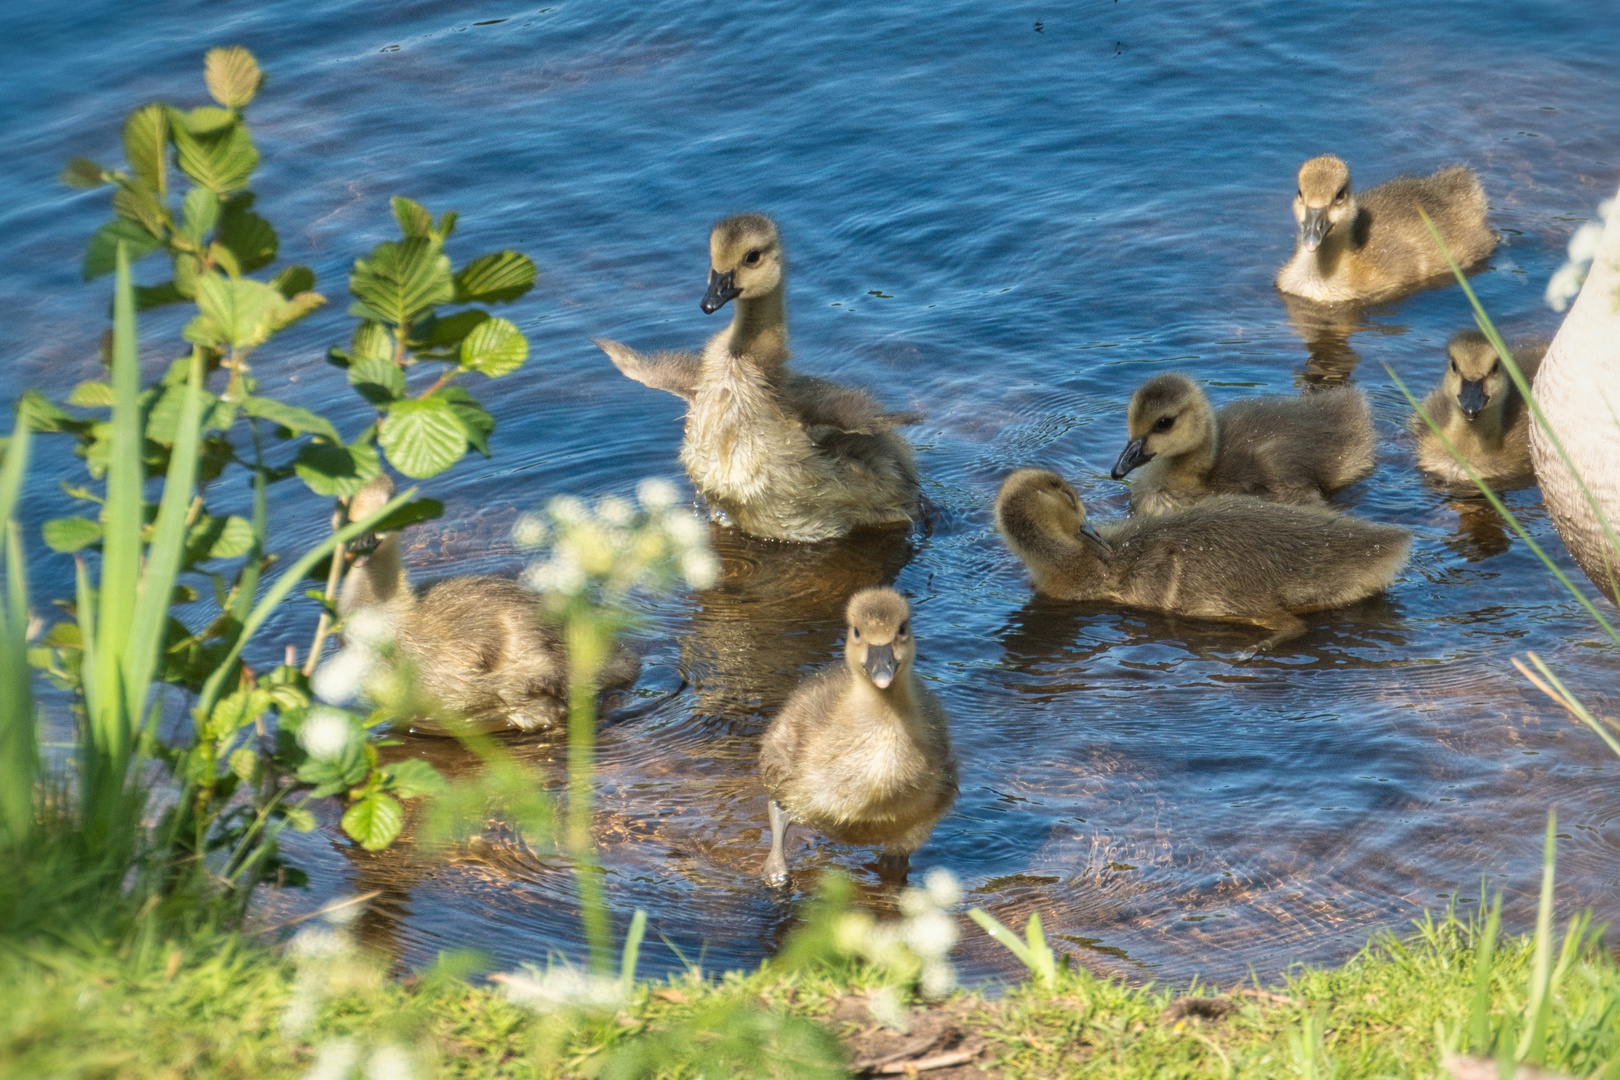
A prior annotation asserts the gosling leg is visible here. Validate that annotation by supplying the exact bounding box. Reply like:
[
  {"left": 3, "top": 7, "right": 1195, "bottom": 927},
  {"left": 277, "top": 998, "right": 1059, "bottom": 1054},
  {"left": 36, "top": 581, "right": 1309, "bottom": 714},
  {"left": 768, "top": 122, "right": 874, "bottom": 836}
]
[
  {"left": 875, "top": 848, "right": 912, "bottom": 885},
  {"left": 763, "top": 800, "right": 790, "bottom": 887},
  {"left": 1238, "top": 612, "right": 1308, "bottom": 660}
]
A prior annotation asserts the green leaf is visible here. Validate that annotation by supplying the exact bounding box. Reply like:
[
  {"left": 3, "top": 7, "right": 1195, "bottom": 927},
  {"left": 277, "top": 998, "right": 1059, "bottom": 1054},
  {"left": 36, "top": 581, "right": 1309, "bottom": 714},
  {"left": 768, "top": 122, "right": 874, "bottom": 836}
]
[
  {"left": 458, "top": 315, "right": 527, "bottom": 377},
  {"left": 172, "top": 251, "right": 200, "bottom": 299},
  {"left": 111, "top": 183, "right": 167, "bottom": 235},
  {"left": 135, "top": 282, "right": 187, "bottom": 310},
  {"left": 348, "top": 356, "right": 405, "bottom": 404},
  {"left": 270, "top": 292, "right": 326, "bottom": 331},
  {"left": 372, "top": 498, "right": 443, "bottom": 533},
  {"left": 83, "top": 219, "right": 162, "bottom": 280},
  {"left": 342, "top": 792, "right": 404, "bottom": 851},
  {"left": 206, "top": 687, "right": 272, "bottom": 741},
  {"left": 454, "top": 250, "right": 536, "bottom": 304},
  {"left": 43, "top": 517, "right": 102, "bottom": 553},
  {"left": 294, "top": 439, "right": 382, "bottom": 498},
  {"left": 379, "top": 397, "right": 468, "bottom": 478},
  {"left": 271, "top": 264, "right": 316, "bottom": 299},
  {"left": 181, "top": 106, "right": 236, "bottom": 135},
  {"left": 386, "top": 758, "right": 447, "bottom": 799},
  {"left": 351, "top": 321, "right": 395, "bottom": 364},
  {"left": 185, "top": 273, "right": 285, "bottom": 350},
  {"left": 282, "top": 806, "right": 316, "bottom": 832},
  {"left": 416, "top": 309, "right": 487, "bottom": 349},
  {"left": 187, "top": 514, "right": 254, "bottom": 562},
  {"left": 216, "top": 200, "right": 278, "bottom": 271},
  {"left": 122, "top": 103, "right": 168, "bottom": 195},
  {"left": 228, "top": 747, "right": 260, "bottom": 783},
  {"left": 241, "top": 397, "right": 341, "bottom": 443},
  {"left": 435, "top": 387, "right": 493, "bottom": 456},
  {"left": 177, "top": 187, "right": 220, "bottom": 244},
  {"left": 68, "top": 381, "right": 115, "bottom": 408},
  {"left": 205, "top": 46, "right": 263, "bottom": 109},
  {"left": 172, "top": 119, "right": 258, "bottom": 196},
  {"left": 392, "top": 195, "right": 434, "bottom": 238},
  {"left": 62, "top": 157, "right": 109, "bottom": 189},
  {"left": 348, "top": 238, "right": 453, "bottom": 327},
  {"left": 19, "top": 391, "right": 78, "bottom": 434},
  {"left": 145, "top": 380, "right": 220, "bottom": 446}
]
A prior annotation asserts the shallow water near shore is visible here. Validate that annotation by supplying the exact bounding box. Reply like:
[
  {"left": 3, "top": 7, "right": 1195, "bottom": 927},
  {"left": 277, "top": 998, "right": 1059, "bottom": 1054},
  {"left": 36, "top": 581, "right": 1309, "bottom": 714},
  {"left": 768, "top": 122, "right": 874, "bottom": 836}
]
[{"left": 4, "top": 0, "right": 1619, "bottom": 984}]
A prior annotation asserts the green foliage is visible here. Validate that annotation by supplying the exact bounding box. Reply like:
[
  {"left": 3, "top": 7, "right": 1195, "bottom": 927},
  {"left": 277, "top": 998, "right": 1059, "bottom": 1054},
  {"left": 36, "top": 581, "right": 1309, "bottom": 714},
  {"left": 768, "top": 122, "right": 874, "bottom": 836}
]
[{"left": 968, "top": 906, "right": 1058, "bottom": 987}]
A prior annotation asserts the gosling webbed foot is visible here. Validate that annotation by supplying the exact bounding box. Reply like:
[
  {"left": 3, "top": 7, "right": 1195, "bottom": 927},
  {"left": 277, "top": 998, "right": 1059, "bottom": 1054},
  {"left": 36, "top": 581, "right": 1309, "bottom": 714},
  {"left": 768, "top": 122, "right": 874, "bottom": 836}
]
[{"left": 874, "top": 851, "right": 911, "bottom": 885}]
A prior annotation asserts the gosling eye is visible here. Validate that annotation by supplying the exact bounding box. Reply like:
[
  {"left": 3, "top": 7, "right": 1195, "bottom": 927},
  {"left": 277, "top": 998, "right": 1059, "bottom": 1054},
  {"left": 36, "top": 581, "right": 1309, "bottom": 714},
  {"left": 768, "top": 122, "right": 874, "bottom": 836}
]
[
  {"left": 1489, "top": 361, "right": 1500, "bottom": 375},
  {"left": 1296, "top": 189, "right": 1303, "bottom": 199},
  {"left": 897, "top": 621, "right": 910, "bottom": 639},
  {"left": 1451, "top": 360, "right": 1460, "bottom": 374},
  {"left": 743, "top": 249, "right": 762, "bottom": 266},
  {"left": 1154, "top": 415, "right": 1175, "bottom": 432},
  {"left": 1334, "top": 185, "right": 1348, "bottom": 202},
  {"left": 851, "top": 625, "right": 861, "bottom": 641}
]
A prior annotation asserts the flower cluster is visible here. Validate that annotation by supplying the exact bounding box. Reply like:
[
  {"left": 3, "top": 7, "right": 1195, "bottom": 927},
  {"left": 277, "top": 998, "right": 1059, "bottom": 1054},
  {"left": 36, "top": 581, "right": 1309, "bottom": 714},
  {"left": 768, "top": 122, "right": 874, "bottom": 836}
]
[
  {"left": 494, "top": 963, "right": 628, "bottom": 1016},
  {"left": 516, "top": 477, "right": 718, "bottom": 612},
  {"left": 311, "top": 606, "right": 395, "bottom": 708},
  {"left": 833, "top": 867, "right": 963, "bottom": 1014},
  {"left": 1545, "top": 198, "right": 1617, "bottom": 312}
]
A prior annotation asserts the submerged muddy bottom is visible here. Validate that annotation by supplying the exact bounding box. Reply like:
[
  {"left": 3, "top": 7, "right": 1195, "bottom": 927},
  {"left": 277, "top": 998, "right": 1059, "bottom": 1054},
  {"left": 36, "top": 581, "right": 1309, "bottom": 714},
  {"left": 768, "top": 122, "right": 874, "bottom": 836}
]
[{"left": 9, "top": 0, "right": 1620, "bottom": 983}]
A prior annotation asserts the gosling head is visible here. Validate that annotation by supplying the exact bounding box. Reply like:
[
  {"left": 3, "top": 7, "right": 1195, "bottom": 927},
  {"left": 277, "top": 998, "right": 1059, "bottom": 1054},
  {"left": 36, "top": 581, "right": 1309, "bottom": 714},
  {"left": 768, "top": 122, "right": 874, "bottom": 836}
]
[
  {"left": 995, "top": 469, "right": 1111, "bottom": 555},
  {"left": 347, "top": 473, "right": 397, "bottom": 553},
  {"left": 1293, "top": 155, "right": 1355, "bottom": 253},
  {"left": 843, "top": 587, "right": 914, "bottom": 691},
  {"left": 1111, "top": 373, "right": 1215, "bottom": 479},
  {"left": 1445, "top": 330, "right": 1507, "bottom": 421},
  {"left": 702, "top": 213, "right": 783, "bottom": 314}
]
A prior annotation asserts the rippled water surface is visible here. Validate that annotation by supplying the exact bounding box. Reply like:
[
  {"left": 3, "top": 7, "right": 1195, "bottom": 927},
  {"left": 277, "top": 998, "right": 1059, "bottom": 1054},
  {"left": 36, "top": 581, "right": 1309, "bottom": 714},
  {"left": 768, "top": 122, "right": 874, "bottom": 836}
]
[{"left": 6, "top": 0, "right": 1620, "bottom": 983}]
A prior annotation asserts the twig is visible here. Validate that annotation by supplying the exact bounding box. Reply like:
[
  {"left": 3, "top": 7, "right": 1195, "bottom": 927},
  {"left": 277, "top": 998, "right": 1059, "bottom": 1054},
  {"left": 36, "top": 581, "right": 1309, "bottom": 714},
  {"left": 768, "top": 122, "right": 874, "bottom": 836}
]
[
  {"left": 261, "top": 890, "right": 382, "bottom": 933},
  {"left": 863, "top": 1045, "right": 982, "bottom": 1076}
]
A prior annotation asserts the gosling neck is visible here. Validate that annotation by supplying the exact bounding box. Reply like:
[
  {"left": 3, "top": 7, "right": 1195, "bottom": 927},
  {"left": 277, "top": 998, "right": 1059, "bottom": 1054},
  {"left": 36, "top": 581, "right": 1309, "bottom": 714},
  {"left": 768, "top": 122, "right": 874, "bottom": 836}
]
[
  {"left": 847, "top": 661, "right": 919, "bottom": 724},
  {"left": 1306, "top": 203, "right": 1362, "bottom": 274},
  {"left": 721, "top": 283, "right": 788, "bottom": 371},
  {"left": 1158, "top": 420, "right": 1218, "bottom": 488},
  {"left": 1452, "top": 393, "right": 1510, "bottom": 450},
  {"left": 340, "top": 531, "right": 411, "bottom": 616}
]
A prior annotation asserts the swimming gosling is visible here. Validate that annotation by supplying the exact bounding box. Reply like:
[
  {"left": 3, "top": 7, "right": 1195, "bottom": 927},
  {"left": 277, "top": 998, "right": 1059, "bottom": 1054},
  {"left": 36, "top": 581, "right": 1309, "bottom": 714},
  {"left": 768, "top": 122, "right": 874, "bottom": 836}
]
[
  {"left": 758, "top": 588, "right": 957, "bottom": 885},
  {"left": 1412, "top": 330, "right": 1548, "bottom": 488},
  {"left": 1112, "top": 373, "right": 1375, "bottom": 516},
  {"left": 337, "top": 475, "right": 640, "bottom": 734},
  {"left": 595, "top": 214, "right": 922, "bottom": 542},
  {"left": 1276, "top": 155, "right": 1497, "bottom": 303},
  {"left": 994, "top": 469, "right": 1411, "bottom": 653}
]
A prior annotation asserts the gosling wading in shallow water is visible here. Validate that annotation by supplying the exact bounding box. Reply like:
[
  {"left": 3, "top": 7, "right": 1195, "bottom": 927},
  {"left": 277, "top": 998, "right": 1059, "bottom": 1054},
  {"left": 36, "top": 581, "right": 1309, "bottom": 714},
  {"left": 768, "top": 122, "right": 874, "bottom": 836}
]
[
  {"left": 758, "top": 588, "right": 957, "bottom": 885},
  {"left": 594, "top": 214, "right": 923, "bottom": 543},
  {"left": 1275, "top": 155, "right": 1497, "bottom": 304},
  {"left": 337, "top": 475, "right": 640, "bottom": 735},
  {"left": 994, "top": 469, "right": 1411, "bottom": 654},
  {"left": 1112, "top": 373, "right": 1376, "bottom": 516},
  {"left": 1412, "top": 330, "right": 1548, "bottom": 489}
]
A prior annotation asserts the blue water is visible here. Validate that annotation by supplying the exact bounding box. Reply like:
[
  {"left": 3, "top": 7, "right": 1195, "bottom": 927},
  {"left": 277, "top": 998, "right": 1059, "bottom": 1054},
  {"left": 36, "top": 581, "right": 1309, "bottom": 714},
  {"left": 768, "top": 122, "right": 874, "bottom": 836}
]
[{"left": 5, "top": 0, "right": 1619, "bottom": 984}]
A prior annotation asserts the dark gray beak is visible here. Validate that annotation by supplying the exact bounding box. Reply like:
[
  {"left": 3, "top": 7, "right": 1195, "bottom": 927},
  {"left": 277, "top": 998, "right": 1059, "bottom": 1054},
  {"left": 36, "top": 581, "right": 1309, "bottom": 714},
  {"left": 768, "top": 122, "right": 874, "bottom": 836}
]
[
  {"left": 1300, "top": 206, "right": 1330, "bottom": 253},
  {"left": 1457, "top": 378, "right": 1489, "bottom": 421},
  {"left": 1111, "top": 437, "right": 1152, "bottom": 480},
  {"left": 862, "top": 642, "right": 898, "bottom": 689},
  {"left": 701, "top": 269, "right": 741, "bottom": 314},
  {"left": 1078, "top": 520, "right": 1112, "bottom": 555}
]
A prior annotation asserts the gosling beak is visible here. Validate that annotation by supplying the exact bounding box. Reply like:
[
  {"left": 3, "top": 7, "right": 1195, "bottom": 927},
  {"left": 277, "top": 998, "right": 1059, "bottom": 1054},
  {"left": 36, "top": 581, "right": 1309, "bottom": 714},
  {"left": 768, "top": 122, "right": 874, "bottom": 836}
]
[
  {"left": 701, "top": 269, "right": 741, "bottom": 314},
  {"left": 1300, "top": 206, "right": 1330, "bottom": 253},
  {"left": 862, "top": 642, "right": 898, "bottom": 690},
  {"left": 1078, "top": 521, "right": 1112, "bottom": 555},
  {"left": 1111, "top": 437, "right": 1152, "bottom": 480},
  {"left": 349, "top": 530, "right": 380, "bottom": 558},
  {"left": 1457, "top": 378, "right": 1490, "bottom": 421}
]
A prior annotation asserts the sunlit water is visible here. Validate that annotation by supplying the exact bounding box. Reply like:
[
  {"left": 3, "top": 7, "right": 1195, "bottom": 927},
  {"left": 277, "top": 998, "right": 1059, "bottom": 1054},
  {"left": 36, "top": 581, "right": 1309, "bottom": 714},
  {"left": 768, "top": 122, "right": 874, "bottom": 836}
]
[{"left": 5, "top": 0, "right": 1619, "bottom": 984}]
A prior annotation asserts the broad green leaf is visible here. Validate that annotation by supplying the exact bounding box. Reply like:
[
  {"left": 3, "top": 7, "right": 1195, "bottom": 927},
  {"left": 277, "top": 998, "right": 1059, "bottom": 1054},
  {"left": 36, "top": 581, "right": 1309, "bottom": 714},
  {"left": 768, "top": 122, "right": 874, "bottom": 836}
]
[
  {"left": 269, "top": 291, "right": 326, "bottom": 331},
  {"left": 372, "top": 498, "right": 443, "bottom": 533},
  {"left": 296, "top": 746, "right": 367, "bottom": 797},
  {"left": 111, "top": 183, "right": 167, "bottom": 235},
  {"left": 187, "top": 514, "right": 254, "bottom": 562},
  {"left": 228, "top": 747, "right": 260, "bottom": 783},
  {"left": 172, "top": 120, "right": 258, "bottom": 196},
  {"left": 185, "top": 273, "right": 285, "bottom": 350},
  {"left": 352, "top": 321, "right": 395, "bottom": 364},
  {"left": 179, "top": 187, "right": 220, "bottom": 243},
  {"left": 240, "top": 396, "right": 341, "bottom": 443},
  {"left": 43, "top": 516, "right": 102, "bottom": 553},
  {"left": 68, "top": 381, "right": 115, "bottom": 408},
  {"left": 19, "top": 391, "right": 78, "bottom": 433},
  {"left": 348, "top": 356, "right": 405, "bottom": 404},
  {"left": 206, "top": 687, "right": 272, "bottom": 742},
  {"left": 385, "top": 758, "right": 446, "bottom": 799},
  {"left": 135, "top": 281, "right": 187, "bottom": 310},
  {"left": 272, "top": 264, "right": 316, "bottom": 298},
  {"left": 216, "top": 201, "right": 277, "bottom": 271},
  {"left": 146, "top": 380, "right": 220, "bottom": 446},
  {"left": 458, "top": 315, "right": 527, "bottom": 376},
  {"left": 207, "top": 241, "right": 242, "bottom": 279},
  {"left": 173, "top": 252, "right": 201, "bottom": 298},
  {"left": 205, "top": 46, "right": 263, "bottom": 109},
  {"left": 181, "top": 106, "right": 235, "bottom": 135},
  {"left": 83, "top": 219, "right": 162, "bottom": 280},
  {"left": 454, "top": 250, "right": 536, "bottom": 304},
  {"left": 417, "top": 308, "right": 487, "bottom": 349},
  {"left": 62, "top": 157, "right": 109, "bottom": 188},
  {"left": 392, "top": 195, "right": 434, "bottom": 238},
  {"left": 435, "top": 210, "right": 458, "bottom": 240},
  {"left": 122, "top": 103, "right": 168, "bottom": 194},
  {"left": 294, "top": 439, "right": 381, "bottom": 498},
  {"left": 349, "top": 237, "right": 453, "bottom": 327},
  {"left": 435, "top": 387, "right": 493, "bottom": 456},
  {"left": 379, "top": 397, "right": 467, "bottom": 478},
  {"left": 282, "top": 806, "right": 317, "bottom": 832},
  {"left": 342, "top": 792, "right": 404, "bottom": 851}
]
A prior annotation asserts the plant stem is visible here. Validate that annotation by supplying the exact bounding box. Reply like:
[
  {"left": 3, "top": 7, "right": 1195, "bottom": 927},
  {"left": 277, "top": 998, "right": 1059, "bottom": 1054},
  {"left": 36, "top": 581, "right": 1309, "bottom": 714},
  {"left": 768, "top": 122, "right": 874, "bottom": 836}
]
[
  {"left": 301, "top": 504, "right": 348, "bottom": 677},
  {"left": 564, "top": 612, "right": 610, "bottom": 974},
  {"left": 417, "top": 368, "right": 458, "bottom": 399}
]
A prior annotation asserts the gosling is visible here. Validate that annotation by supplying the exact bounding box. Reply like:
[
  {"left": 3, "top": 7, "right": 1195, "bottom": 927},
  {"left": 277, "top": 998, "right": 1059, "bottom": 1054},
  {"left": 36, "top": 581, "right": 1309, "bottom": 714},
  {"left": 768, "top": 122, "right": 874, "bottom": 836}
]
[
  {"left": 337, "top": 475, "right": 640, "bottom": 734},
  {"left": 994, "top": 469, "right": 1411, "bottom": 653},
  {"left": 1112, "top": 373, "right": 1376, "bottom": 516},
  {"left": 595, "top": 214, "right": 922, "bottom": 543},
  {"left": 1412, "top": 330, "right": 1548, "bottom": 488},
  {"left": 1276, "top": 155, "right": 1497, "bottom": 303},
  {"left": 758, "top": 588, "right": 957, "bottom": 885}
]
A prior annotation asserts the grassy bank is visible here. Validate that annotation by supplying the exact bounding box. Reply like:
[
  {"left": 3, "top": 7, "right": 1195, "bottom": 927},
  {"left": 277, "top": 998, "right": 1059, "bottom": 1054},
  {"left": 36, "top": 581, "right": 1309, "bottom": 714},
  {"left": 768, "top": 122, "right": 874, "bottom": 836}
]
[{"left": 4, "top": 895, "right": 1617, "bottom": 1080}]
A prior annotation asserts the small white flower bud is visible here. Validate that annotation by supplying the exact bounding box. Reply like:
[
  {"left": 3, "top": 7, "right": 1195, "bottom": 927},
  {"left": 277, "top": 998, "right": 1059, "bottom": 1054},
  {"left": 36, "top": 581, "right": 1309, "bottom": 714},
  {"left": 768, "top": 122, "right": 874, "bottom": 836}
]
[
  {"left": 595, "top": 494, "right": 634, "bottom": 526},
  {"left": 902, "top": 909, "right": 959, "bottom": 960},
  {"left": 547, "top": 494, "right": 588, "bottom": 524},
  {"left": 680, "top": 548, "right": 720, "bottom": 589},
  {"left": 663, "top": 509, "right": 706, "bottom": 548},
  {"left": 636, "top": 477, "right": 680, "bottom": 511},
  {"left": 511, "top": 512, "right": 549, "bottom": 549},
  {"left": 299, "top": 707, "right": 358, "bottom": 760},
  {"left": 312, "top": 646, "right": 375, "bottom": 706},
  {"left": 923, "top": 866, "right": 963, "bottom": 909},
  {"left": 919, "top": 958, "right": 957, "bottom": 1000},
  {"left": 364, "top": 1043, "right": 416, "bottom": 1080}
]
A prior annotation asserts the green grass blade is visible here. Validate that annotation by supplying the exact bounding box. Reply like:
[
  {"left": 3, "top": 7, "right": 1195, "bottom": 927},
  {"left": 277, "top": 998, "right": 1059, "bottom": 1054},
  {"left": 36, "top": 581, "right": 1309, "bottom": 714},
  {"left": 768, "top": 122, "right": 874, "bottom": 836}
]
[
  {"left": 2, "top": 528, "right": 36, "bottom": 844},
  {"left": 1517, "top": 810, "right": 1557, "bottom": 1063},
  {"left": 968, "top": 906, "right": 1039, "bottom": 972},
  {"left": 123, "top": 345, "right": 204, "bottom": 736},
  {"left": 193, "top": 486, "right": 418, "bottom": 724},
  {"left": 230, "top": 422, "right": 269, "bottom": 625},
  {"left": 74, "top": 556, "right": 97, "bottom": 725},
  {"left": 620, "top": 908, "right": 648, "bottom": 995},
  {"left": 1523, "top": 652, "right": 1620, "bottom": 761},
  {"left": 1468, "top": 892, "right": 1502, "bottom": 1053}
]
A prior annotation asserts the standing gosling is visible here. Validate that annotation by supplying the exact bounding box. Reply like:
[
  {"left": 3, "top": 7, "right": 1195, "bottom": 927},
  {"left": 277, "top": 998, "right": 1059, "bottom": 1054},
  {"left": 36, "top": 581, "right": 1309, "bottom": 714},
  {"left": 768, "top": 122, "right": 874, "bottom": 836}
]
[
  {"left": 595, "top": 214, "right": 922, "bottom": 542},
  {"left": 995, "top": 469, "right": 1411, "bottom": 653},
  {"left": 758, "top": 588, "right": 957, "bottom": 885},
  {"left": 1112, "top": 373, "right": 1375, "bottom": 516},
  {"left": 1412, "top": 330, "right": 1548, "bottom": 489},
  {"left": 1276, "top": 155, "right": 1497, "bottom": 303},
  {"left": 338, "top": 476, "right": 640, "bottom": 735}
]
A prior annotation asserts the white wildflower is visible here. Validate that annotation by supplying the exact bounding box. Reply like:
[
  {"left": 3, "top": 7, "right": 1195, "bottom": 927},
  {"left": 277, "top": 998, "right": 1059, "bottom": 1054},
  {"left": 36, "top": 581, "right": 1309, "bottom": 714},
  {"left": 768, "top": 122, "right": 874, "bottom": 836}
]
[
  {"left": 323, "top": 895, "right": 368, "bottom": 928},
  {"left": 498, "top": 965, "right": 626, "bottom": 1015},
  {"left": 1545, "top": 262, "right": 1585, "bottom": 312},
  {"left": 299, "top": 708, "right": 358, "bottom": 761},
  {"left": 363, "top": 1043, "right": 417, "bottom": 1080},
  {"left": 547, "top": 494, "right": 588, "bottom": 524},
  {"left": 867, "top": 986, "right": 911, "bottom": 1033},
  {"left": 511, "top": 511, "right": 549, "bottom": 549},
  {"left": 919, "top": 958, "right": 957, "bottom": 999},
  {"left": 526, "top": 553, "right": 586, "bottom": 596},
  {"left": 636, "top": 477, "right": 680, "bottom": 511},
  {"left": 901, "top": 909, "right": 959, "bottom": 961},
  {"left": 679, "top": 548, "right": 720, "bottom": 590},
  {"left": 922, "top": 867, "right": 963, "bottom": 910},
  {"left": 300, "top": 1038, "right": 361, "bottom": 1080},
  {"left": 596, "top": 494, "right": 635, "bottom": 526},
  {"left": 344, "top": 608, "right": 395, "bottom": 650},
  {"left": 312, "top": 646, "right": 376, "bottom": 706},
  {"left": 1546, "top": 198, "right": 1618, "bottom": 312},
  {"left": 289, "top": 925, "right": 354, "bottom": 961},
  {"left": 663, "top": 509, "right": 706, "bottom": 549},
  {"left": 1567, "top": 219, "right": 1605, "bottom": 264}
]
